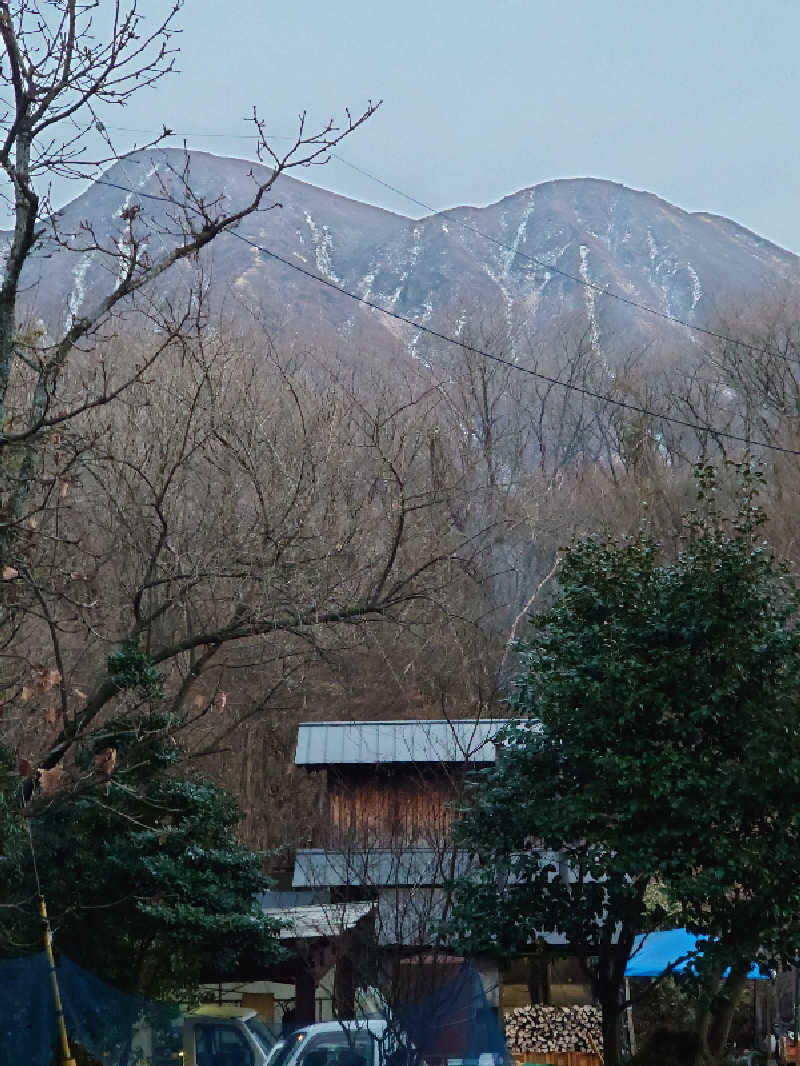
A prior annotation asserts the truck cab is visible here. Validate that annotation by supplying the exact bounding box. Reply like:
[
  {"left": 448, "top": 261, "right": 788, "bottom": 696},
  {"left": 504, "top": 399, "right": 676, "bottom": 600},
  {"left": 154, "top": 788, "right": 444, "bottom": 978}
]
[
  {"left": 265, "top": 1020, "right": 391, "bottom": 1066},
  {"left": 182, "top": 1005, "right": 277, "bottom": 1066}
]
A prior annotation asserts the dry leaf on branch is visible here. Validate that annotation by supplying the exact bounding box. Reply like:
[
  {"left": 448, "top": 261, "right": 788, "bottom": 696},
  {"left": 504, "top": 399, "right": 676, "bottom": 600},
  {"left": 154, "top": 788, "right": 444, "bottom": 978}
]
[
  {"left": 94, "top": 747, "right": 118, "bottom": 778},
  {"left": 35, "top": 668, "right": 62, "bottom": 692},
  {"left": 38, "top": 766, "right": 65, "bottom": 794}
]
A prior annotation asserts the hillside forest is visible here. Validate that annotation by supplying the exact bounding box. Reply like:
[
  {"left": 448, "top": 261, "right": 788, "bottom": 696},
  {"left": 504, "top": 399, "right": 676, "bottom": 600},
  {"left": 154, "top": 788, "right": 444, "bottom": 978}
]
[
  {"left": 7, "top": 289, "right": 800, "bottom": 870},
  {"left": 3, "top": 0, "right": 800, "bottom": 1017}
]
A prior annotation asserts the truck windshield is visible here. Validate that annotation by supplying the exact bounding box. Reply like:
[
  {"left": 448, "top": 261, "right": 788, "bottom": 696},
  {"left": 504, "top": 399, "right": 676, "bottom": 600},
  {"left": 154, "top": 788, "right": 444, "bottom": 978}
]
[
  {"left": 266, "top": 1033, "right": 305, "bottom": 1066},
  {"left": 246, "top": 1018, "right": 277, "bottom": 1054}
]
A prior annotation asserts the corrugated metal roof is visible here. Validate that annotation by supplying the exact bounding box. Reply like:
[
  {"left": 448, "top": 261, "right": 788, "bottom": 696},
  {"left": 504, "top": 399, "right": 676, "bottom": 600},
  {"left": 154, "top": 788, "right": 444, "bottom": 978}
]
[
  {"left": 292, "top": 848, "right": 478, "bottom": 888},
  {"left": 295, "top": 718, "right": 509, "bottom": 766},
  {"left": 261, "top": 901, "right": 374, "bottom": 939}
]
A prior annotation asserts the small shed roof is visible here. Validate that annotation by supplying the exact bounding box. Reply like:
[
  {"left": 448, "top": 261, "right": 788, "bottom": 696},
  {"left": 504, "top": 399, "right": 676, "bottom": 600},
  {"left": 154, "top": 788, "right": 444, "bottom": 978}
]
[
  {"left": 295, "top": 718, "right": 508, "bottom": 767},
  {"left": 260, "top": 900, "right": 374, "bottom": 940}
]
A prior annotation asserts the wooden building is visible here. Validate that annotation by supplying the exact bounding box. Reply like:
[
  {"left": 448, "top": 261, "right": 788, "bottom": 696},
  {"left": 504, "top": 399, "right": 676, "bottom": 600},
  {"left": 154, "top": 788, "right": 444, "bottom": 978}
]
[
  {"left": 296, "top": 718, "right": 504, "bottom": 850},
  {"left": 279, "top": 718, "right": 592, "bottom": 1030},
  {"left": 291, "top": 719, "right": 507, "bottom": 1024}
]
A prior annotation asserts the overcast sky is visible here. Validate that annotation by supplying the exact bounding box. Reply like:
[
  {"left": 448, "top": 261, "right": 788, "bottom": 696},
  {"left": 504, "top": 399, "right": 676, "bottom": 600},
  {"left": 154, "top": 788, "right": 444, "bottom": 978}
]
[{"left": 100, "top": 0, "right": 800, "bottom": 252}]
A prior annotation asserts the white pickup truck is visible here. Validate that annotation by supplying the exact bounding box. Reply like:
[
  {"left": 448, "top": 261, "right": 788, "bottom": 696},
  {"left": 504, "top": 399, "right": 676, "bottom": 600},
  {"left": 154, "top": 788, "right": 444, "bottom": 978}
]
[
  {"left": 175, "top": 1005, "right": 277, "bottom": 1066},
  {"left": 264, "top": 1020, "right": 392, "bottom": 1066},
  {"left": 261, "top": 1017, "right": 503, "bottom": 1066}
]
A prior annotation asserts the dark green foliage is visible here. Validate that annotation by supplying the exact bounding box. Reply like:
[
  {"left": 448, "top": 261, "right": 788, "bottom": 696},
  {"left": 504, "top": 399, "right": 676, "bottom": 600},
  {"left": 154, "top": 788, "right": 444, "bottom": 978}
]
[
  {"left": 631, "top": 978, "right": 697, "bottom": 1055},
  {"left": 0, "top": 714, "right": 284, "bottom": 998},
  {"left": 107, "top": 640, "right": 164, "bottom": 700},
  {"left": 629, "top": 1027, "right": 705, "bottom": 1066},
  {"left": 445, "top": 466, "right": 800, "bottom": 1064},
  {"left": 0, "top": 747, "right": 27, "bottom": 911}
]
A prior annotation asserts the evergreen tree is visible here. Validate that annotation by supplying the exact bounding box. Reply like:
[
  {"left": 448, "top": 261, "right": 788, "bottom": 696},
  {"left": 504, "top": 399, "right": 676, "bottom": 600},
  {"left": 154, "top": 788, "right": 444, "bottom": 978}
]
[
  {"left": 446, "top": 467, "right": 800, "bottom": 1065},
  {"left": 1, "top": 710, "right": 284, "bottom": 998}
]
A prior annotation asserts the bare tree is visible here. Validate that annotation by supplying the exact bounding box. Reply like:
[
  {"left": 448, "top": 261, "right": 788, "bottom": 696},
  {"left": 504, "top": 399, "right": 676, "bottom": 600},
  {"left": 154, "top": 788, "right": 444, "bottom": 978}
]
[
  {"left": 0, "top": 1, "right": 383, "bottom": 791},
  {"left": 0, "top": 0, "right": 377, "bottom": 558},
  {"left": 4, "top": 323, "right": 514, "bottom": 818}
]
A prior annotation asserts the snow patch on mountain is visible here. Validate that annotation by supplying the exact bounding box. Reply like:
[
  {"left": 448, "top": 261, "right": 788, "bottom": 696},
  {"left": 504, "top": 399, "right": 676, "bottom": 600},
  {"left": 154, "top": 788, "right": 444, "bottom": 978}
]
[
  {"left": 304, "top": 212, "right": 340, "bottom": 283},
  {"left": 525, "top": 271, "right": 552, "bottom": 319},
  {"left": 359, "top": 270, "right": 377, "bottom": 301},
  {"left": 502, "top": 189, "right": 536, "bottom": 280},
  {"left": 409, "top": 295, "right": 435, "bottom": 356},
  {"left": 234, "top": 244, "right": 266, "bottom": 291},
  {"left": 687, "top": 264, "right": 703, "bottom": 312},
  {"left": 66, "top": 253, "right": 94, "bottom": 327},
  {"left": 578, "top": 245, "right": 600, "bottom": 349},
  {"left": 646, "top": 229, "right": 658, "bottom": 264}
]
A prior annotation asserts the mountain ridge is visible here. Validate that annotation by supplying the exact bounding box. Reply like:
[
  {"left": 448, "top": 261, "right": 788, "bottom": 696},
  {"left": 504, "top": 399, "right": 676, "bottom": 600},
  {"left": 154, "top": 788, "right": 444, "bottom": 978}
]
[{"left": 16, "top": 147, "right": 800, "bottom": 357}]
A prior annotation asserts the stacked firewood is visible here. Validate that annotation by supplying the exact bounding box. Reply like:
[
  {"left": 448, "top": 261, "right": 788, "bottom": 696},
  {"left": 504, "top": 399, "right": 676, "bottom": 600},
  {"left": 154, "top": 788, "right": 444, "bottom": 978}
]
[{"left": 504, "top": 1004, "right": 602, "bottom": 1054}]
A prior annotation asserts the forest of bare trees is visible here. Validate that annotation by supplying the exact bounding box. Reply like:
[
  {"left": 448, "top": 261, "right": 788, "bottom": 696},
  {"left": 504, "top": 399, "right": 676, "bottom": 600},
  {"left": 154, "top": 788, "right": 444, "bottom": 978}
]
[
  {"left": 2, "top": 0, "right": 800, "bottom": 877},
  {"left": 10, "top": 290, "right": 800, "bottom": 855}
]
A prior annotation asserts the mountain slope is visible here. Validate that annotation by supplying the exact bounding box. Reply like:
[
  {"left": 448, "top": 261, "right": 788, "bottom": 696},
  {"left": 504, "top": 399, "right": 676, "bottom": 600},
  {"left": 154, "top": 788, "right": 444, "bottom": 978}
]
[{"left": 17, "top": 148, "right": 800, "bottom": 356}]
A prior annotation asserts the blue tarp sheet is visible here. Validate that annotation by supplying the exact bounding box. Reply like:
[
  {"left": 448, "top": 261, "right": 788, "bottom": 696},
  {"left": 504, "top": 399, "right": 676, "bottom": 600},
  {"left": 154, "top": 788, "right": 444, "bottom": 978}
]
[
  {"left": 0, "top": 953, "right": 55, "bottom": 1066},
  {"left": 624, "top": 928, "right": 768, "bottom": 980},
  {"left": 0, "top": 953, "right": 180, "bottom": 1065}
]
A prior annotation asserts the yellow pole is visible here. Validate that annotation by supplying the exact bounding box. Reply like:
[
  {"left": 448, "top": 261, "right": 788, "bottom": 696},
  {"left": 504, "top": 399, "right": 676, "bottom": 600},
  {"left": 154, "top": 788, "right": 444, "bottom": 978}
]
[{"left": 39, "top": 897, "right": 77, "bottom": 1066}]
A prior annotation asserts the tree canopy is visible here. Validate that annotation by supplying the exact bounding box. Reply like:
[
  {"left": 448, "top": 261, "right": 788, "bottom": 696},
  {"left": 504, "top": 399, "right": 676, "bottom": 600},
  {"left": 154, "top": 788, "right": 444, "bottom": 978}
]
[
  {"left": 446, "top": 467, "right": 800, "bottom": 1065},
  {"left": 0, "top": 709, "right": 284, "bottom": 998}
]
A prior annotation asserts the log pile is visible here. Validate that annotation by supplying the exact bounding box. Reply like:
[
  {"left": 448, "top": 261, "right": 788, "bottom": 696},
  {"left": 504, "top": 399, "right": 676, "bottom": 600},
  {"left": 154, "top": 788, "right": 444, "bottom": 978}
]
[{"left": 504, "top": 1004, "right": 602, "bottom": 1055}]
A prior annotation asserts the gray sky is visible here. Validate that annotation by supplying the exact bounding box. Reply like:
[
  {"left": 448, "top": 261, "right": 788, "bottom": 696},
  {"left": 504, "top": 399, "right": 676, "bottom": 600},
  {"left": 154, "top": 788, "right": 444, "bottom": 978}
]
[{"left": 100, "top": 0, "right": 800, "bottom": 252}]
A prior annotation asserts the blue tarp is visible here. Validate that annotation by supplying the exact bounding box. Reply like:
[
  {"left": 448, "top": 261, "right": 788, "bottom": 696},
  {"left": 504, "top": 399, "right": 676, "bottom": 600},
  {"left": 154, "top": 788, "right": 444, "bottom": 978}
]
[
  {"left": 624, "top": 928, "right": 769, "bottom": 980},
  {"left": 0, "top": 953, "right": 55, "bottom": 1066},
  {"left": 0, "top": 953, "right": 180, "bottom": 1065},
  {"left": 392, "top": 963, "right": 505, "bottom": 1061}
]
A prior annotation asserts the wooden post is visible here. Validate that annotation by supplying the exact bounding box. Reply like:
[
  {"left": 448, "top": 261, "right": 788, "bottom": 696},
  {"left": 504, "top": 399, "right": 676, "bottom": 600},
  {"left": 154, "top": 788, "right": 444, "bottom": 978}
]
[
  {"left": 624, "top": 978, "right": 636, "bottom": 1057},
  {"left": 40, "top": 897, "right": 76, "bottom": 1066},
  {"left": 296, "top": 963, "right": 317, "bottom": 1026}
]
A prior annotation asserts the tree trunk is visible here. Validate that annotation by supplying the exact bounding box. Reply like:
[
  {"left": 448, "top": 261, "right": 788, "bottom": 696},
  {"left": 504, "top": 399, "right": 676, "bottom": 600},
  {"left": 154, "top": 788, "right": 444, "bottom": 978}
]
[
  {"left": 591, "top": 918, "right": 641, "bottom": 1066},
  {"left": 694, "top": 1000, "right": 712, "bottom": 1063},
  {"left": 334, "top": 951, "right": 356, "bottom": 1018},
  {"left": 692, "top": 959, "right": 729, "bottom": 1065},
  {"left": 600, "top": 988, "right": 624, "bottom": 1066},
  {"left": 707, "top": 965, "right": 750, "bottom": 1058},
  {"left": 527, "top": 953, "right": 550, "bottom": 1005}
]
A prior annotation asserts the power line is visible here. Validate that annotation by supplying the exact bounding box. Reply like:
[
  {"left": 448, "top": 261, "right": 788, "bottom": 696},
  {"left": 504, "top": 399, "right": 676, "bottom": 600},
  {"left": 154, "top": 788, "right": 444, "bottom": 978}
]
[
  {"left": 330, "top": 153, "right": 800, "bottom": 362},
  {"left": 86, "top": 174, "right": 800, "bottom": 457},
  {"left": 223, "top": 227, "right": 800, "bottom": 458}
]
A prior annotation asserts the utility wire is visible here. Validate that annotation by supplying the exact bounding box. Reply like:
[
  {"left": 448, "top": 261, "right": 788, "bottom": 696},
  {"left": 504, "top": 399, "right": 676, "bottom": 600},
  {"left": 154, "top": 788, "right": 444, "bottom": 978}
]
[
  {"left": 85, "top": 173, "right": 800, "bottom": 457},
  {"left": 224, "top": 227, "right": 800, "bottom": 458},
  {"left": 330, "top": 153, "right": 800, "bottom": 363}
]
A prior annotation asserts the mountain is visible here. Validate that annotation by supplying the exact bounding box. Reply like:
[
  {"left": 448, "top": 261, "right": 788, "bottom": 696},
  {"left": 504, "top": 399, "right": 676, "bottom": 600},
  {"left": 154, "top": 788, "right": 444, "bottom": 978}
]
[{"left": 16, "top": 147, "right": 800, "bottom": 356}]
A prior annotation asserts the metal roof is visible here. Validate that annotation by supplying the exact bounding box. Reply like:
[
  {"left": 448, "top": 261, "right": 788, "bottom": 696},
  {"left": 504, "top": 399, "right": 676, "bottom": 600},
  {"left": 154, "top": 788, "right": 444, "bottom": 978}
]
[
  {"left": 292, "top": 848, "right": 478, "bottom": 888},
  {"left": 260, "top": 901, "right": 374, "bottom": 939},
  {"left": 295, "top": 718, "right": 509, "bottom": 766}
]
